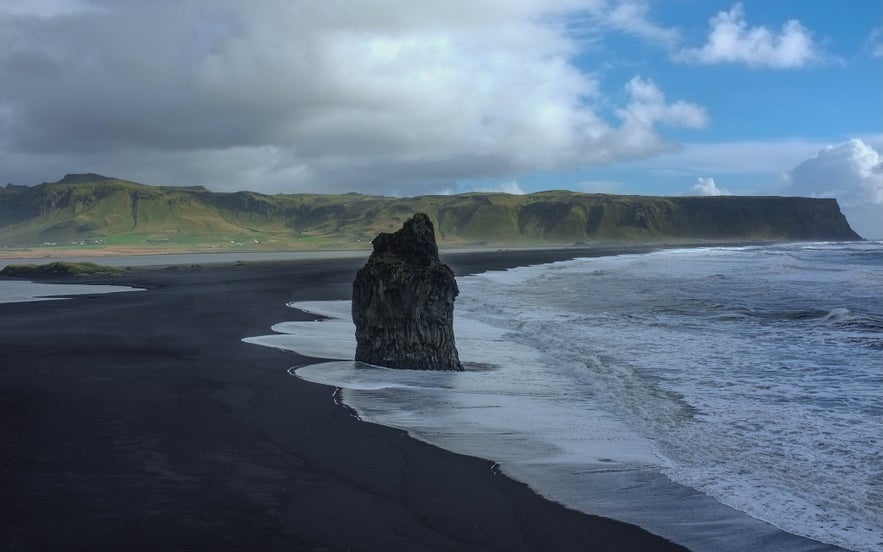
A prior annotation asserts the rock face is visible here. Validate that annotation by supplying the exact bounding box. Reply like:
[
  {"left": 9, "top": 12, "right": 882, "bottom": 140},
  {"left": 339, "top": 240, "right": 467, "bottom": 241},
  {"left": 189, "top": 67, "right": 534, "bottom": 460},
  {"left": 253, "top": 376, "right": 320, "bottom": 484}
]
[{"left": 352, "top": 213, "right": 463, "bottom": 371}]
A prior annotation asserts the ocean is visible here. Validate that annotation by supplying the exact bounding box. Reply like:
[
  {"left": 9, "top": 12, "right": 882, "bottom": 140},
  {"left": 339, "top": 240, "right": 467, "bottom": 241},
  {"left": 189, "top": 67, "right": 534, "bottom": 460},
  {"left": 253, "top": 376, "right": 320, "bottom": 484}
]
[
  {"left": 244, "top": 242, "right": 882, "bottom": 552},
  {"left": 0, "top": 280, "right": 143, "bottom": 303}
]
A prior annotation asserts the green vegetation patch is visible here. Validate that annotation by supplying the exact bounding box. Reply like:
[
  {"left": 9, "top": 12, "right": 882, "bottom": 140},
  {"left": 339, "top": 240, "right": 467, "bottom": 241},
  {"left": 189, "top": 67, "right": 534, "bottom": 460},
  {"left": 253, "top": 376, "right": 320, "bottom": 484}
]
[
  {"left": 0, "top": 261, "right": 129, "bottom": 278},
  {"left": 0, "top": 174, "right": 862, "bottom": 247}
]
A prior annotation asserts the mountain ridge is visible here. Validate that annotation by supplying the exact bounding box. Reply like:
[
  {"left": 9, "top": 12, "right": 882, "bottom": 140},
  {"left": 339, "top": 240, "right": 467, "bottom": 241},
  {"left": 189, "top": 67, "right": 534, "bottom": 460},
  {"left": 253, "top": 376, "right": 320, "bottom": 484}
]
[{"left": 0, "top": 174, "right": 862, "bottom": 252}]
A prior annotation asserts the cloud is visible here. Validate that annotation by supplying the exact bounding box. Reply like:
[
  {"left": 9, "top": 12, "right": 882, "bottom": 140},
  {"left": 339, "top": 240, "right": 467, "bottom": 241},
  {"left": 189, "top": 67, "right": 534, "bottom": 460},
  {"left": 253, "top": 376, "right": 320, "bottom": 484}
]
[
  {"left": 866, "top": 27, "right": 883, "bottom": 58},
  {"left": 601, "top": 76, "right": 707, "bottom": 161},
  {"left": 600, "top": 1, "right": 679, "bottom": 47},
  {"left": 620, "top": 77, "right": 708, "bottom": 128},
  {"left": 0, "top": 0, "right": 95, "bottom": 18},
  {"left": 632, "top": 138, "right": 848, "bottom": 179},
  {"left": 689, "top": 177, "right": 731, "bottom": 196},
  {"left": 466, "top": 180, "right": 527, "bottom": 195},
  {"left": 676, "top": 3, "right": 821, "bottom": 68},
  {"left": 788, "top": 139, "right": 882, "bottom": 206},
  {"left": 0, "top": 1, "right": 705, "bottom": 194},
  {"left": 787, "top": 139, "right": 883, "bottom": 238}
]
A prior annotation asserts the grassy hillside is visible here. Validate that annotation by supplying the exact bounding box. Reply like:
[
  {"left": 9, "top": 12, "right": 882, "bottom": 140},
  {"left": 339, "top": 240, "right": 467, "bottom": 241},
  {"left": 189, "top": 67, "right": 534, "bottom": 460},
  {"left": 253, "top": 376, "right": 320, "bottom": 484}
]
[{"left": 0, "top": 174, "right": 862, "bottom": 253}]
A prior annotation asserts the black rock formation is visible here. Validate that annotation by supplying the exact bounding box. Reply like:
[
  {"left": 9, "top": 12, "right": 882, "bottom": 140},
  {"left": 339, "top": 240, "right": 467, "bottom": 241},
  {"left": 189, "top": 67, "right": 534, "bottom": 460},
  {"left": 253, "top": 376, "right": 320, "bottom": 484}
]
[{"left": 352, "top": 213, "right": 463, "bottom": 371}]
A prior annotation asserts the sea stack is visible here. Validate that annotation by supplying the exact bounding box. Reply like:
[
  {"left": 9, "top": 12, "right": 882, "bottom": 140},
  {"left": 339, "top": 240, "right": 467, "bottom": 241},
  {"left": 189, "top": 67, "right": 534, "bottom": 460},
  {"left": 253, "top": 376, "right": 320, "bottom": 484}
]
[{"left": 352, "top": 213, "right": 463, "bottom": 371}]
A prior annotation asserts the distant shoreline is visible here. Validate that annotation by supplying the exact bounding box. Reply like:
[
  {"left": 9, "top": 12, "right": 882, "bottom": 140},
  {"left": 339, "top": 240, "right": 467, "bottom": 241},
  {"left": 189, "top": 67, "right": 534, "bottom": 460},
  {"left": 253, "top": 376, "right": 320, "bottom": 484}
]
[
  {"left": 0, "top": 243, "right": 607, "bottom": 267},
  {"left": 0, "top": 238, "right": 806, "bottom": 268}
]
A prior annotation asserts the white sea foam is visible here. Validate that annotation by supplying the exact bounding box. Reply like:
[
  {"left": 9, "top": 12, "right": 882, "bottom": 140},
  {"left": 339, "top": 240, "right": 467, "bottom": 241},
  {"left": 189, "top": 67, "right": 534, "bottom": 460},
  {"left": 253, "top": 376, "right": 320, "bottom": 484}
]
[{"left": 244, "top": 243, "right": 883, "bottom": 552}]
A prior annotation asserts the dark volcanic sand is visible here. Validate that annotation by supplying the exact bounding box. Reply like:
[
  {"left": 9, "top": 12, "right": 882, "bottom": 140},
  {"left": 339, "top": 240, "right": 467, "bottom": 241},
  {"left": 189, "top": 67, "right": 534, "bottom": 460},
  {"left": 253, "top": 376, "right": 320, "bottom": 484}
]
[{"left": 0, "top": 249, "right": 686, "bottom": 551}]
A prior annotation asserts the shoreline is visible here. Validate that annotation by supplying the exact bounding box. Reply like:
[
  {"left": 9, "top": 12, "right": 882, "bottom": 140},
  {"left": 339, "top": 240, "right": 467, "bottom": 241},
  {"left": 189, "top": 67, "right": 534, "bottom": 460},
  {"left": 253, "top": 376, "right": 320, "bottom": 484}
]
[
  {"left": 263, "top": 276, "right": 852, "bottom": 552},
  {"left": 0, "top": 248, "right": 689, "bottom": 551},
  {"left": 0, "top": 237, "right": 808, "bottom": 267}
]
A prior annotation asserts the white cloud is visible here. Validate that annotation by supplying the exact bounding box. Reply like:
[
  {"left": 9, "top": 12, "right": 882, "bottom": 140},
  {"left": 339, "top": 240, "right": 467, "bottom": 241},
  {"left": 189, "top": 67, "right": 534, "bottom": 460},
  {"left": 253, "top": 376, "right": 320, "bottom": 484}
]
[
  {"left": 787, "top": 139, "right": 883, "bottom": 238},
  {"left": 676, "top": 3, "right": 821, "bottom": 68},
  {"left": 605, "top": 135, "right": 883, "bottom": 200},
  {"left": 602, "top": 1, "right": 679, "bottom": 47},
  {"left": 600, "top": 76, "right": 707, "bottom": 162},
  {"left": 467, "top": 181, "right": 527, "bottom": 194},
  {"left": 857, "top": 133, "right": 883, "bottom": 153},
  {"left": 495, "top": 181, "right": 527, "bottom": 195},
  {"left": 689, "top": 177, "right": 731, "bottom": 196},
  {"left": 866, "top": 27, "right": 883, "bottom": 58},
  {"left": 636, "top": 139, "right": 845, "bottom": 178},
  {"left": 620, "top": 77, "right": 708, "bottom": 128},
  {"left": 788, "top": 139, "right": 882, "bottom": 206},
  {"left": 0, "top": 0, "right": 706, "bottom": 194}
]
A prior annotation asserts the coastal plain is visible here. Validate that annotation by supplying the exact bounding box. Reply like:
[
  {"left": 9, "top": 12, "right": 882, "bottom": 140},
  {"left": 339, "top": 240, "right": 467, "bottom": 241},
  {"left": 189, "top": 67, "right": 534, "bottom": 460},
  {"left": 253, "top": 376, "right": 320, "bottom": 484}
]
[{"left": 0, "top": 249, "right": 688, "bottom": 551}]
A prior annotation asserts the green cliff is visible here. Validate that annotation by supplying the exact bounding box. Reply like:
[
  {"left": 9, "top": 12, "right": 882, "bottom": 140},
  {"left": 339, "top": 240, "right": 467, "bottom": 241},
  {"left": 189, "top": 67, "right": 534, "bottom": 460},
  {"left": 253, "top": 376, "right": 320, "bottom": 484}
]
[{"left": 0, "top": 174, "right": 862, "bottom": 251}]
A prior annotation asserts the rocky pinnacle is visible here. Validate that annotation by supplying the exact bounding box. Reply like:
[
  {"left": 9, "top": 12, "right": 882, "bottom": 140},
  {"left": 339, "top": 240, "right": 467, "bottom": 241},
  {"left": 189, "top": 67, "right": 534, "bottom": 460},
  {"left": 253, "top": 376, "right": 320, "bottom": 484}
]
[{"left": 352, "top": 213, "right": 463, "bottom": 371}]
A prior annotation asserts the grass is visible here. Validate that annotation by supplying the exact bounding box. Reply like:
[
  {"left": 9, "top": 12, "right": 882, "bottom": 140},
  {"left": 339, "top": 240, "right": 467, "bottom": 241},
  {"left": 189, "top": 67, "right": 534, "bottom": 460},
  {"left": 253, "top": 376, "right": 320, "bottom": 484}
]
[{"left": 0, "top": 175, "right": 861, "bottom": 251}]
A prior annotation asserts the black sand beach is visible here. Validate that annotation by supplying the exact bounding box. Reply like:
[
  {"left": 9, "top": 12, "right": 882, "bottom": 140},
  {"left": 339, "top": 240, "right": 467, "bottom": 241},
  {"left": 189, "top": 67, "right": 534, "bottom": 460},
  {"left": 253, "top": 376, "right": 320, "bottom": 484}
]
[{"left": 0, "top": 249, "right": 687, "bottom": 551}]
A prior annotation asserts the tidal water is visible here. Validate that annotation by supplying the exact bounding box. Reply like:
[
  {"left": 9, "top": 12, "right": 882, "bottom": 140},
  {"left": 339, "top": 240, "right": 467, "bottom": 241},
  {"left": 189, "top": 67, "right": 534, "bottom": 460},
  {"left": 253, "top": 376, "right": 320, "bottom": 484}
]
[
  {"left": 245, "top": 242, "right": 883, "bottom": 552},
  {"left": 0, "top": 249, "right": 370, "bottom": 270},
  {"left": 0, "top": 280, "right": 143, "bottom": 303}
]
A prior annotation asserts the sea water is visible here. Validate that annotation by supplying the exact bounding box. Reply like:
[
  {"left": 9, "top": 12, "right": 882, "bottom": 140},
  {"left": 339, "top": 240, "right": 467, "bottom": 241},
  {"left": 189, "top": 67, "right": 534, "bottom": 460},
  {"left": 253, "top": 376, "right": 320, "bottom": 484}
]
[
  {"left": 244, "top": 242, "right": 883, "bottom": 552},
  {"left": 0, "top": 280, "right": 143, "bottom": 303}
]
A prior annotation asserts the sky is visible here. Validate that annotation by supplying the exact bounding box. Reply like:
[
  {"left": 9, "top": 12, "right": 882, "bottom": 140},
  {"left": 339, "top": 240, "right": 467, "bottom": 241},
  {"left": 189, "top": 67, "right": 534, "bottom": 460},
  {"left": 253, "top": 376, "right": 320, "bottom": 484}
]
[{"left": 1, "top": 1, "right": 881, "bottom": 237}]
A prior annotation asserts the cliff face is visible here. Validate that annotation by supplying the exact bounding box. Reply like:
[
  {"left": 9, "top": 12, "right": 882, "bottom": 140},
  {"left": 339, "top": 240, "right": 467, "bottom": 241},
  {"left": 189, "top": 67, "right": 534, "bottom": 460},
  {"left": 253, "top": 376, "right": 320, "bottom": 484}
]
[
  {"left": 0, "top": 174, "right": 863, "bottom": 247},
  {"left": 351, "top": 213, "right": 463, "bottom": 371},
  {"left": 672, "top": 196, "right": 860, "bottom": 241},
  {"left": 509, "top": 194, "right": 861, "bottom": 242}
]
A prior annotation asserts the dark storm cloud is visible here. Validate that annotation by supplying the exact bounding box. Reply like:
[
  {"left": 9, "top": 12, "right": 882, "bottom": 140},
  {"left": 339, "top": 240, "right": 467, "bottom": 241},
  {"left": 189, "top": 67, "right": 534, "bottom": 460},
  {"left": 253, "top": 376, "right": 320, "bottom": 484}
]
[{"left": 0, "top": 1, "right": 705, "bottom": 193}]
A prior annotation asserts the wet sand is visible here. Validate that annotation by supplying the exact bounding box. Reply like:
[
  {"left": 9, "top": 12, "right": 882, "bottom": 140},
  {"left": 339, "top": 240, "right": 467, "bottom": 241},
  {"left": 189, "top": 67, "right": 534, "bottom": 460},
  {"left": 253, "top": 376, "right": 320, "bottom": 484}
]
[{"left": 0, "top": 248, "right": 686, "bottom": 551}]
